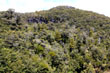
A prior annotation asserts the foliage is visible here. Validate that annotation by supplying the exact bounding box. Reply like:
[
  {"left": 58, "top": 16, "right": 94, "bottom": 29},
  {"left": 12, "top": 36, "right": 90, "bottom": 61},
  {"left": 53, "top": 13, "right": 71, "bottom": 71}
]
[{"left": 0, "top": 6, "right": 110, "bottom": 73}]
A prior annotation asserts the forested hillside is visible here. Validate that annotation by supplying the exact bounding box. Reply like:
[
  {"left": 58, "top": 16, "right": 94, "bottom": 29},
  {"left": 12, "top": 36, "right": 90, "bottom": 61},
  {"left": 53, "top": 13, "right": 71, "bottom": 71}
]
[{"left": 0, "top": 6, "right": 110, "bottom": 73}]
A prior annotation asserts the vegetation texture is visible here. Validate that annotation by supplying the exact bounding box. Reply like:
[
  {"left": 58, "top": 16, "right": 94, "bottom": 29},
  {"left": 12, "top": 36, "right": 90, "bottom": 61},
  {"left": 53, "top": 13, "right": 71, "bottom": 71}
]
[{"left": 0, "top": 6, "right": 110, "bottom": 73}]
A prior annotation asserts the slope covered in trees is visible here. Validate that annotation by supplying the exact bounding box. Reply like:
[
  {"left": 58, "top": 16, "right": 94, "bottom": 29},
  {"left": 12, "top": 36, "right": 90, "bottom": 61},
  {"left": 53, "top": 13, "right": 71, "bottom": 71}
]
[{"left": 0, "top": 6, "right": 110, "bottom": 73}]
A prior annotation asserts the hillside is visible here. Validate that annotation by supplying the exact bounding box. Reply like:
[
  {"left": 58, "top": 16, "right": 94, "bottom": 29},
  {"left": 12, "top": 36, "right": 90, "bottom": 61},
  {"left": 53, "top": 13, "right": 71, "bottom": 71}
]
[{"left": 0, "top": 6, "right": 110, "bottom": 73}]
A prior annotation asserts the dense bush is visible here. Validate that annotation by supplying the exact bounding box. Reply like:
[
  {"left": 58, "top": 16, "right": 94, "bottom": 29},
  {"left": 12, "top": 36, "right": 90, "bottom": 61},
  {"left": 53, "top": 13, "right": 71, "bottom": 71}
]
[{"left": 0, "top": 6, "right": 110, "bottom": 73}]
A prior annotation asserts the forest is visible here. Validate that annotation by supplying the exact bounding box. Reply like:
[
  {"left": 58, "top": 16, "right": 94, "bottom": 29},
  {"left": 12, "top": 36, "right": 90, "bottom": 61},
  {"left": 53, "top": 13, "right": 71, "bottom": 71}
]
[{"left": 0, "top": 6, "right": 110, "bottom": 73}]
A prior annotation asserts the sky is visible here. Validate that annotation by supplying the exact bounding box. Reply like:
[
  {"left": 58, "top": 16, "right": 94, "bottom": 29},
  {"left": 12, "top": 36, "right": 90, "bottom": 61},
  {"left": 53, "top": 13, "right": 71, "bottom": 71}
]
[{"left": 0, "top": 0, "right": 110, "bottom": 16}]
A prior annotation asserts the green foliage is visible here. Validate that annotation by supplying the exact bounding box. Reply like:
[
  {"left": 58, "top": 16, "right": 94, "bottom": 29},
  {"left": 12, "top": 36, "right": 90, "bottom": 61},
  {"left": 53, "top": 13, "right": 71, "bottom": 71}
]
[
  {"left": 55, "top": 30, "right": 62, "bottom": 42},
  {"left": 0, "top": 6, "right": 110, "bottom": 73},
  {"left": 34, "top": 44, "right": 45, "bottom": 53},
  {"left": 0, "top": 48, "right": 53, "bottom": 73},
  {"left": 69, "top": 38, "right": 76, "bottom": 49},
  {"left": 49, "top": 51, "right": 56, "bottom": 56},
  {"left": 89, "top": 29, "right": 94, "bottom": 37}
]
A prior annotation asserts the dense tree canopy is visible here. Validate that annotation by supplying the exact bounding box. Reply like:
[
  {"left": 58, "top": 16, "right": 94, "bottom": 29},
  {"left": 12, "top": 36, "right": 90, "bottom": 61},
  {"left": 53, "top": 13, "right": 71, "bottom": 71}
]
[{"left": 0, "top": 6, "right": 110, "bottom": 73}]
